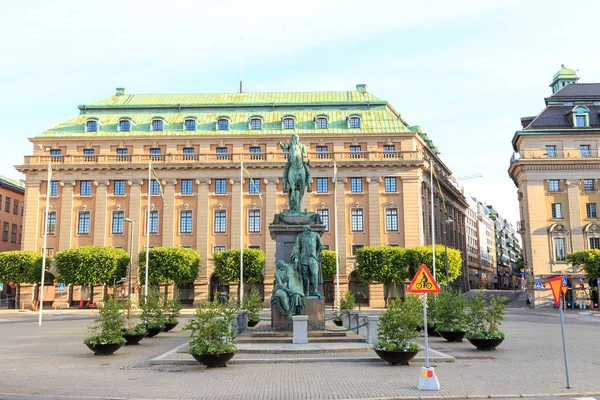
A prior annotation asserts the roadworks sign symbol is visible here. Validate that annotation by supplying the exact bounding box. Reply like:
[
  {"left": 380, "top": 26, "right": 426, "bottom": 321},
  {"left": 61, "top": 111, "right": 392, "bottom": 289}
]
[
  {"left": 549, "top": 276, "right": 563, "bottom": 306},
  {"left": 408, "top": 264, "right": 440, "bottom": 293}
]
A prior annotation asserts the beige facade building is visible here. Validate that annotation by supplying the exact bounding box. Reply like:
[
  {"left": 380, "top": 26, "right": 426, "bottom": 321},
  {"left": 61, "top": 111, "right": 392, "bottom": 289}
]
[
  {"left": 16, "top": 85, "right": 467, "bottom": 307},
  {"left": 509, "top": 65, "right": 599, "bottom": 295},
  {"left": 0, "top": 176, "right": 24, "bottom": 253}
]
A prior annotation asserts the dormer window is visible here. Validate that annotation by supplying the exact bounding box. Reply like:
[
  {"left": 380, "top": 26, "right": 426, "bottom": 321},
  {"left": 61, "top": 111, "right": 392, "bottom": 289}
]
[
  {"left": 152, "top": 119, "right": 164, "bottom": 131},
  {"left": 119, "top": 119, "right": 131, "bottom": 132},
  {"left": 316, "top": 116, "right": 328, "bottom": 129},
  {"left": 249, "top": 117, "right": 263, "bottom": 130},
  {"left": 348, "top": 116, "right": 361, "bottom": 129},
  {"left": 283, "top": 116, "right": 296, "bottom": 129},
  {"left": 86, "top": 120, "right": 98, "bottom": 132},
  {"left": 184, "top": 119, "right": 196, "bottom": 131},
  {"left": 572, "top": 106, "right": 589, "bottom": 127},
  {"left": 217, "top": 117, "right": 230, "bottom": 131}
]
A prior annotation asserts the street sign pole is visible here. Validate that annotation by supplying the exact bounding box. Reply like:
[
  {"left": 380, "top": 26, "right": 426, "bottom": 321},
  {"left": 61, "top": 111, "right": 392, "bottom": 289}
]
[
  {"left": 423, "top": 293, "right": 429, "bottom": 368},
  {"left": 559, "top": 295, "right": 571, "bottom": 389},
  {"left": 59, "top": 291, "right": 63, "bottom": 320}
]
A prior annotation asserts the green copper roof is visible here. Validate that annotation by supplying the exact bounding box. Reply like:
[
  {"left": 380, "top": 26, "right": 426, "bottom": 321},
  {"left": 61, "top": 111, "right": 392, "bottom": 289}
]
[
  {"left": 0, "top": 175, "right": 25, "bottom": 193},
  {"left": 552, "top": 64, "right": 577, "bottom": 81}
]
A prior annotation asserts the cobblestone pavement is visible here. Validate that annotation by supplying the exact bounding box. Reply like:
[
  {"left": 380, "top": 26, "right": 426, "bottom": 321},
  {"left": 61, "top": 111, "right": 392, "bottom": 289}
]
[{"left": 0, "top": 308, "right": 599, "bottom": 400}]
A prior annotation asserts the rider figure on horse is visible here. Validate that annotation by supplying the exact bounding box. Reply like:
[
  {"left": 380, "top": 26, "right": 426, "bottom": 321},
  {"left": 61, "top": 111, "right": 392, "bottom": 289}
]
[{"left": 278, "top": 134, "right": 312, "bottom": 194}]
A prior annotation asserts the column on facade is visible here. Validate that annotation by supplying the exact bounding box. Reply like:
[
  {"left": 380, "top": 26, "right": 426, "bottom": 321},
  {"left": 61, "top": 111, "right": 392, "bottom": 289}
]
[
  {"left": 263, "top": 178, "right": 277, "bottom": 306},
  {"left": 334, "top": 176, "right": 349, "bottom": 298},
  {"left": 22, "top": 181, "right": 40, "bottom": 252},
  {"left": 128, "top": 181, "right": 142, "bottom": 283},
  {"left": 161, "top": 180, "right": 175, "bottom": 247},
  {"left": 566, "top": 180, "right": 584, "bottom": 251},
  {"left": 194, "top": 179, "right": 210, "bottom": 305},
  {"left": 401, "top": 175, "right": 423, "bottom": 247},
  {"left": 366, "top": 177, "right": 385, "bottom": 307},
  {"left": 93, "top": 181, "right": 108, "bottom": 246},
  {"left": 58, "top": 181, "right": 75, "bottom": 251},
  {"left": 231, "top": 179, "right": 241, "bottom": 252}
]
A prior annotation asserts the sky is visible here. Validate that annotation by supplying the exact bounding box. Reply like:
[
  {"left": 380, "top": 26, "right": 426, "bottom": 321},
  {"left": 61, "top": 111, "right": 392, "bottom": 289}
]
[{"left": 1, "top": 0, "right": 599, "bottom": 224}]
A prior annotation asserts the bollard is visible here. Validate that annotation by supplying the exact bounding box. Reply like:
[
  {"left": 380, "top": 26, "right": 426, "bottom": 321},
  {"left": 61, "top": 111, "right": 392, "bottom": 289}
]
[
  {"left": 357, "top": 313, "right": 369, "bottom": 338},
  {"left": 235, "top": 310, "right": 248, "bottom": 333},
  {"left": 366, "top": 315, "right": 379, "bottom": 344},
  {"left": 292, "top": 315, "right": 308, "bottom": 344}
]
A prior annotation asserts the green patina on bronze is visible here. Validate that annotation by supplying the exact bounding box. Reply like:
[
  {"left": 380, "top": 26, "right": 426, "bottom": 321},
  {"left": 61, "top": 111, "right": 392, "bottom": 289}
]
[
  {"left": 271, "top": 260, "right": 305, "bottom": 319},
  {"left": 291, "top": 225, "right": 324, "bottom": 299},
  {"left": 278, "top": 134, "right": 311, "bottom": 214}
]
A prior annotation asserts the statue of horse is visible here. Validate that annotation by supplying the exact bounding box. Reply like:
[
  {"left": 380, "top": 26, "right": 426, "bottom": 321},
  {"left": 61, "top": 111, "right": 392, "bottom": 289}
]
[{"left": 278, "top": 135, "right": 311, "bottom": 214}]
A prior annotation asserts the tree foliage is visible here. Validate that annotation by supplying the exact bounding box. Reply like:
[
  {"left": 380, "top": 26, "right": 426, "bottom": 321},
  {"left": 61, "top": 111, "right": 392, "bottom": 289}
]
[
  {"left": 355, "top": 246, "right": 409, "bottom": 284},
  {"left": 321, "top": 250, "right": 337, "bottom": 280},
  {"left": 567, "top": 250, "right": 600, "bottom": 282},
  {"left": 55, "top": 246, "right": 129, "bottom": 285},
  {"left": 407, "top": 245, "right": 462, "bottom": 286},
  {"left": 138, "top": 247, "right": 200, "bottom": 285},
  {"left": 213, "top": 248, "right": 265, "bottom": 283},
  {"left": 0, "top": 251, "right": 45, "bottom": 284},
  {"left": 375, "top": 295, "right": 422, "bottom": 351}
]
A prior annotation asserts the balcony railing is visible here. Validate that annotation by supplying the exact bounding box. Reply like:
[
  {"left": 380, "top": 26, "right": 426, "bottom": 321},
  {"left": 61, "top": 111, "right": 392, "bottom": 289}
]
[
  {"left": 516, "top": 220, "right": 525, "bottom": 233},
  {"left": 21, "top": 151, "right": 423, "bottom": 167},
  {"left": 511, "top": 148, "right": 599, "bottom": 161}
]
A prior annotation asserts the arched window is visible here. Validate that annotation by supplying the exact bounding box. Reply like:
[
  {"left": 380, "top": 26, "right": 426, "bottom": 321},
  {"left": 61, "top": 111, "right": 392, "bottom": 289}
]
[
  {"left": 548, "top": 223, "right": 570, "bottom": 262},
  {"left": 217, "top": 117, "right": 230, "bottom": 131},
  {"left": 249, "top": 117, "right": 262, "bottom": 130},
  {"left": 572, "top": 106, "right": 590, "bottom": 127},
  {"left": 282, "top": 116, "right": 296, "bottom": 129},
  {"left": 151, "top": 118, "right": 165, "bottom": 132},
  {"left": 315, "top": 116, "right": 328, "bottom": 129},
  {"left": 348, "top": 116, "right": 361, "bottom": 129},
  {"left": 86, "top": 119, "right": 99, "bottom": 132},
  {"left": 184, "top": 118, "right": 196, "bottom": 131},
  {"left": 348, "top": 271, "right": 369, "bottom": 305},
  {"left": 584, "top": 223, "right": 600, "bottom": 249},
  {"left": 119, "top": 118, "right": 132, "bottom": 132}
]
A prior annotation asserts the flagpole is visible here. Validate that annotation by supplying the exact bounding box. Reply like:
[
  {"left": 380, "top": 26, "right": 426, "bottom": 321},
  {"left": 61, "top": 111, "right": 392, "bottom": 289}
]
[
  {"left": 239, "top": 162, "right": 244, "bottom": 305},
  {"left": 38, "top": 161, "right": 51, "bottom": 326},
  {"left": 430, "top": 160, "right": 436, "bottom": 280},
  {"left": 145, "top": 162, "right": 151, "bottom": 299},
  {"left": 333, "top": 161, "right": 340, "bottom": 313}
]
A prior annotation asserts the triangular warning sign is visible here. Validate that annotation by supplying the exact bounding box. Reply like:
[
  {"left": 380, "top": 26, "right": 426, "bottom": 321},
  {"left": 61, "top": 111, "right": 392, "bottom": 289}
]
[
  {"left": 408, "top": 264, "right": 440, "bottom": 293},
  {"left": 548, "top": 276, "right": 562, "bottom": 306},
  {"left": 561, "top": 285, "right": 568, "bottom": 296}
]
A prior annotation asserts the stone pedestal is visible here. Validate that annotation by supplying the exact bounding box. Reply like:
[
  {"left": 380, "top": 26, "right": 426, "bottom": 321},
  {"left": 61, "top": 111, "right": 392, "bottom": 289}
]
[{"left": 292, "top": 316, "right": 308, "bottom": 344}]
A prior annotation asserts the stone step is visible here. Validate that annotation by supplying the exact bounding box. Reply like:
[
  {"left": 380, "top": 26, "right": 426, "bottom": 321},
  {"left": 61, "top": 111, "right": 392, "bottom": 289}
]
[
  {"left": 250, "top": 331, "right": 347, "bottom": 338},
  {"left": 236, "top": 336, "right": 366, "bottom": 344}
]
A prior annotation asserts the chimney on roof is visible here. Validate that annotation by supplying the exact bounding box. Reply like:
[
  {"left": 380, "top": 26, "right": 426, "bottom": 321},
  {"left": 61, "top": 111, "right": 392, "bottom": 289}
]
[
  {"left": 356, "top": 84, "right": 367, "bottom": 93},
  {"left": 115, "top": 87, "right": 127, "bottom": 96}
]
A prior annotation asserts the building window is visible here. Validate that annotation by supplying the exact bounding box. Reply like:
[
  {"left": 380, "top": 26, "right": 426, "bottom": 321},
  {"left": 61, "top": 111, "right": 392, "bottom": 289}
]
[
  {"left": 317, "top": 209, "right": 329, "bottom": 232},
  {"left": 546, "top": 145, "right": 557, "bottom": 158},
  {"left": 10, "top": 224, "right": 17, "bottom": 243},
  {"left": 114, "top": 180, "right": 125, "bottom": 195},
  {"left": 150, "top": 180, "right": 160, "bottom": 196},
  {"left": 46, "top": 212, "right": 57, "bottom": 235},
  {"left": 350, "top": 177, "right": 362, "bottom": 193},
  {"left": 112, "top": 211, "right": 125, "bottom": 234},
  {"left": 250, "top": 118, "right": 262, "bottom": 130},
  {"left": 80, "top": 181, "right": 92, "bottom": 196},
  {"left": 551, "top": 203, "right": 563, "bottom": 219},
  {"left": 149, "top": 148, "right": 161, "bottom": 161},
  {"left": 49, "top": 181, "right": 59, "bottom": 196},
  {"left": 152, "top": 119, "right": 164, "bottom": 131},
  {"left": 78, "top": 212, "right": 90, "bottom": 235},
  {"left": 249, "top": 179, "right": 261, "bottom": 195},
  {"left": 2, "top": 222, "right": 7, "bottom": 241},
  {"left": 316, "top": 146, "right": 328, "bottom": 159},
  {"left": 249, "top": 146, "right": 262, "bottom": 160},
  {"left": 351, "top": 244, "right": 364, "bottom": 256},
  {"left": 180, "top": 211, "right": 192, "bottom": 234},
  {"left": 590, "top": 237, "right": 600, "bottom": 249},
  {"left": 214, "top": 210, "right": 226, "bottom": 233},
  {"left": 185, "top": 119, "right": 196, "bottom": 131},
  {"left": 548, "top": 179, "right": 560, "bottom": 192},
  {"left": 13, "top": 200, "right": 18, "bottom": 215},
  {"left": 215, "top": 179, "right": 227, "bottom": 194},
  {"left": 183, "top": 147, "right": 195, "bottom": 161},
  {"left": 214, "top": 245, "right": 226, "bottom": 253},
  {"left": 4, "top": 196, "right": 10, "bottom": 212},
  {"left": 217, "top": 119, "right": 229, "bottom": 131},
  {"left": 316, "top": 178, "right": 328, "bottom": 193},
  {"left": 587, "top": 203, "right": 598, "bottom": 218},
  {"left": 349, "top": 116, "right": 361, "bottom": 129},
  {"left": 116, "top": 148, "right": 129, "bottom": 162},
  {"left": 149, "top": 210, "right": 158, "bottom": 234},
  {"left": 386, "top": 208, "right": 399, "bottom": 231},
  {"left": 384, "top": 177, "right": 397, "bottom": 192},
  {"left": 583, "top": 179, "right": 595, "bottom": 191},
  {"left": 119, "top": 120, "right": 131, "bottom": 132},
  {"left": 83, "top": 149, "right": 95, "bottom": 162},
  {"left": 283, "top": 117, "right": 295, "bottom": 129},
  {"left": 554, "top": 238, "right": 566, "bottom": 261},
  {"left": 87, "top": 120, "right": 98, "bottom": 132},
  {"left": 574, "top": 114, "right": 588, "bottom": 127},
  {"left": 580, "top": 145, "right": 592, "bottom": 157},
  {"left": 182, "top": 179, "right": 193, "bottom": 195},
  {"left": 350, "top": 145, "right": 361, "bottom": 159},
  {"left": 351, "top": 209, "right": 364, "bottom": 232},
  {"left": 248, "top": 210, "right": 261, "bottom": 233},
  {"left": 216, "top": 147, "right": 228, "bottom": 160},
  {"left": 383, "top": 145, "right": 396, "bottom": 158},
  {"left": 50, "top": 149, "right": 62, "bottom": 162},
  {"left": 316, "top": 117, "right": 328, "bottom": 129}
]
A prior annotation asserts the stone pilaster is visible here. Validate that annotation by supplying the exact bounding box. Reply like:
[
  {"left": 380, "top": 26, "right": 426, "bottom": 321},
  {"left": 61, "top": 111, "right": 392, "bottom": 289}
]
[
  {"left": 58, "top": 181, "right": 75, "bottom": 251},
  {"left": 128, "top": 181, "right": 142, "bottom": 282},
  {"left": 93, "top": 181, "right": 108, "bottom": 246},
  {"left": 566, "top": 180, "right": 584, "bottom": 250},
  {"left": 263, "top": 178, "right": 277, "bottom": 305},
  {"left": 194, "top": 179, "right": 210, "bottom": 303},
  {"left": 367, "top": 178, "right": 381, "bottom": 247},
  {"left": 231, "top": 179, "right": 241, "bottom": 251},
  {"left": 368, "top": 283, "right": 385, "bottom": 307},
  {"left": 162, "top": 181, "right": 175, "bottom": 247},
  {"left": 402, "top": 175, "right": 423, "bottom": 247},
  {"left": 22, "top": 181, "right": 41, "bottom": 251},
  {"left": 335, "top": 179, "right": 348, "bottom": 274}
]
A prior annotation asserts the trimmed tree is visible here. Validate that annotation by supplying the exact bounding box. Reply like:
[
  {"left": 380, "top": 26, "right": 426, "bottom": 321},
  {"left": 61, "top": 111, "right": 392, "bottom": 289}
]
[
  {"left": 567, "top": 250, "right": 600, "bottom": 283},
  {"left": 355, "top": 246, "right": 410, "bottom": 284},
  {"left": 213, "top": 248, "right": 265, "bottom": 283},
  {"left": 55, "top": 246, "right": 129, "bottom": 300},
  {"left": 138, "top": 247, "right": 200, "bottom": 286},
  {"left": 407, "top": 245, "right": 462, "bottom": 286},
  {"left": 321, "top": 250, "right": 337, "bottom": 281},
  {"left": 0, "top": 251, "right": 45, "bottom": 284}
]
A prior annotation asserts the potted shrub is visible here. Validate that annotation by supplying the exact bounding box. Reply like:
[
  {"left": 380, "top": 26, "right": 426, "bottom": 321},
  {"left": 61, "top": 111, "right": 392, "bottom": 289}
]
[
  {"left": 466, "top": 291, "right": 507, "bottom": 350},
  {"left": 122, "top": 299, "right": 147, "bottom": 345},
  {"left": 184, "top": 299, "right": 237, "bottom": 368},
  {"left": 373, "top": 295, "right": 422, "bottom": 365},
  {"left": 334, "top": 291, "right": 355, "bottom": 326},
  {"left": 140, "top": 288, "right": 166, "bottom": 337},
  {"left": 164, "top": 289, "right": 183, "bottom": 332},
  {"left": 434, "top": 290, "right": 468, "bottom": 342},
  {"left": 242, "top": 288, "right": 262, "bottom": 327},
  {"left": 84, "top": 295, "right": 125, "bottom": 355}
]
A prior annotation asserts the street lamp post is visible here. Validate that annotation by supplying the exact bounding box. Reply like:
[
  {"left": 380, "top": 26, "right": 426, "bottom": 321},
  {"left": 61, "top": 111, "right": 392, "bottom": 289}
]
[
  {"left": 124, "top": 218, "right": 134, "bottom": 322},
  {"left": 443, "top": 219, "right": 453, "bottom": 288}
]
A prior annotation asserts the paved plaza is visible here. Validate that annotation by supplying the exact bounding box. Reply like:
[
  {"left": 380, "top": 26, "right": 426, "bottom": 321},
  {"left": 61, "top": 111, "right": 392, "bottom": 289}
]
[{"left": 0, "top": 308, "right": 599, "bottom": 400}]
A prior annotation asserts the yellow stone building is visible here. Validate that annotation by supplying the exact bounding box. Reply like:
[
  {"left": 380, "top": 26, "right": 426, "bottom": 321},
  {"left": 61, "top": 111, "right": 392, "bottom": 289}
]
[{"left": 16, "top": 85, "right": 467, "bottom": 307}]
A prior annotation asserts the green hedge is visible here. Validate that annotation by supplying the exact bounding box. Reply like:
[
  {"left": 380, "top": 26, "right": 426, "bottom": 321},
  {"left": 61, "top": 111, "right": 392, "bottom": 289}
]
[
  {"left": 55, "top": 246, "right": 129, "bottom": 285},
  {"left": 567, "top": 250, "right": 600, "bottom": 283},
  {"left": 138, "top": 247, "right": 200, "bottom": 285},
  {"left": 0, "top": 251, "right": 44, "bottom": 284},
  {"left": 408, "top": 245, "right": 462, "bottom": 286},
  {"left": 321, "top": 250, "right": 337, "bottom": 280},
  {"left": 213, "top": 248, "right": 265, "bottom": 283}
]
